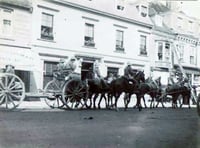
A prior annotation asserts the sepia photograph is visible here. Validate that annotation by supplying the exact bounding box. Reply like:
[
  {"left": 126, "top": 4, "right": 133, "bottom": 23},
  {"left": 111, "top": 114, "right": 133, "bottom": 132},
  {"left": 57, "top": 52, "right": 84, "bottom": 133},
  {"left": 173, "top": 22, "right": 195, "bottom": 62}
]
[{"left": 0, "top": 0, "right": 200, "bottom": 147}]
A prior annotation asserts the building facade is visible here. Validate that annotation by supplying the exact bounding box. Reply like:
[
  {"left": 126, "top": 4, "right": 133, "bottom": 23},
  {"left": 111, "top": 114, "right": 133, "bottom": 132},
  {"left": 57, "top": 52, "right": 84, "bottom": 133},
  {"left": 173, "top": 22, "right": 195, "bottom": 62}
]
[
  {"left": 0, "top": 0, "right": 41, "bottom": 92},
  {"left": 149, "top": 1, "right": 200, "bottom": 86},
  {"left": 0, "top": 0, "right": 199, "bottom": 91},
  {"left": 31, "top": 0, "right": 153, "bottom": 89}
]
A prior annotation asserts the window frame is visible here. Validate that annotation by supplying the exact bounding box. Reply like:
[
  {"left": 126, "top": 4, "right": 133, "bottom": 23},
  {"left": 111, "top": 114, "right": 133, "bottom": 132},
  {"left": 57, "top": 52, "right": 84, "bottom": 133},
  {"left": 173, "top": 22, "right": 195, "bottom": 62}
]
[
  {"left": 0, "top": 8, "right": 13, "bottom": 37},
  {"left": 41, "top": 12, "right": 54, "bottom": 40},
  {"left": 141, "top": 5, "right": 147, "bottom": 17},
  {"left": 107, "top": 67, "right": 119, "bottom": 78},
  {"left": 139, "top": 35, "right": 147, "bottom": 55},
  {"left": 84, "top": 23, "right": 95, "bottom": 47},
  {"left": 115, "top": 30, "right": 124, "bottom": 51}
]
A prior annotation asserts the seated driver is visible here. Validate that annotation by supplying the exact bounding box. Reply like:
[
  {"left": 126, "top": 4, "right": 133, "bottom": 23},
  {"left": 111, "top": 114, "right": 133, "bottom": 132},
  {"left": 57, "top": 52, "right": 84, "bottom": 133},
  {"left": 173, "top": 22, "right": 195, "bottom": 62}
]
[{"left": 65, "top": 56, "right": 80, "bottom": 80}]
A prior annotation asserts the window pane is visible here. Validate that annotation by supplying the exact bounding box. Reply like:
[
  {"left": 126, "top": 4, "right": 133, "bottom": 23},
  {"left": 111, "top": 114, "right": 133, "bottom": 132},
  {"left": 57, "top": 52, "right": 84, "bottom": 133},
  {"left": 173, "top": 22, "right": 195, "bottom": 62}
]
[
  {"left": 140, "top": 35, "right": 147, "bottom": 55},
  {"left": 85, "top": 23, "right": 94, "bottom": 38},
  {"left": 107, "top": 67, "right": 119, "bottom": 78},
  {"left": 3, "top": 19, "right": 11, "bottom": 34},
  {"left": 42, "top": 13, "right": 53, "bottom": 27},
  {"left": 41, "top": 13, "right": 54, "bottom": 40},
  {"left": 116, "top": 30, "right": 124, "bottom": 49},
  {"left": 158, "top": 42, "right": 163, "bottom": 60},
  {"left": 84, "top": 23, "right": 95, "bottom": 47}
]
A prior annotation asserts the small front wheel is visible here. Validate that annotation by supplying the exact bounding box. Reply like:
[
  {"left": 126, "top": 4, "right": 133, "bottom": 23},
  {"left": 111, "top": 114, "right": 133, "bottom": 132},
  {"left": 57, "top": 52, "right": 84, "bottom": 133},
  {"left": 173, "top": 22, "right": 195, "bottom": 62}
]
[{"left": 44, "top": 79, "right": 64, "bottom": 109}]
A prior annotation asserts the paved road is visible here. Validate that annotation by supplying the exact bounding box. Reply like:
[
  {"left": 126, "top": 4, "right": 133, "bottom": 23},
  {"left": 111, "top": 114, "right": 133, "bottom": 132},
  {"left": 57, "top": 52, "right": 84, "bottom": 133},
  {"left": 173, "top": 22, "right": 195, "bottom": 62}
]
[{"left": 0, "top": 107, "right": 199, "bottom": 148}]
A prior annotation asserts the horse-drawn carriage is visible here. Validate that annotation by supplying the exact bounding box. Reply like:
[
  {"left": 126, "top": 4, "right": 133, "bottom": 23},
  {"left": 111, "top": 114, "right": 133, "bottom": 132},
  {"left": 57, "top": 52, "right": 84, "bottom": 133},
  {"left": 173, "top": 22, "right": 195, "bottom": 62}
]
[
  {"left": 0, "top": 63, "right": 88, "bottom": 110},
  {"left": 0, "top": 61, "right": 200, "bottom": 116}
]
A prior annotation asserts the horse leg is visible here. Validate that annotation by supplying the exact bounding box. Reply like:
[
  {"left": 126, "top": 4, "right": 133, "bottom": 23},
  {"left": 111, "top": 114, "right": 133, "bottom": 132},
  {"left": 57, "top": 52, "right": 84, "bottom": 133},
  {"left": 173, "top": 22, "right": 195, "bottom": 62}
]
[
  {"left": 85, "top": 93, "right": 93, "bottom": 109},
  {"left": 115, "top": 94, "right": 121, "bottom": 111},
  {"left": 150, "top": 98, "right": 153, "bottom": 108},
  {"left": 93, "top": 94, "right": 99, "bottom": 109},
  {"left": 98, "top": 93, "right": 106, "bottom": 109},
  {"left": 106, "top": 93, "right": 110, "bottom": 109},
  {"left": 188, "top": 96, "right": 191, "bottom": 109},
  {"left": 106, "top": 93, "right": 112, "bottom": 109},
  {"left": 98, "top": 93, "right": 103, "bottom": 109},
  {"left": 136, "top": 95, "right": 142, "bottom": 111},
  {"left": 123, "top": 93, "right": 129, "bottom": 110},
  {"left": 142, "top": 96, "right": 147, "bottom": 108}
]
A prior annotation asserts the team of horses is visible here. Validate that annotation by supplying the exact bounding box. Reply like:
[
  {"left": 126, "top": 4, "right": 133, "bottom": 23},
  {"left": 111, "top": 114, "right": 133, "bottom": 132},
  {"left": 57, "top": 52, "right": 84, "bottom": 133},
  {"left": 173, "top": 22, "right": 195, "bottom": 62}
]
[{"left": 82, "top": 70, "right": 192, "bottom": 111}]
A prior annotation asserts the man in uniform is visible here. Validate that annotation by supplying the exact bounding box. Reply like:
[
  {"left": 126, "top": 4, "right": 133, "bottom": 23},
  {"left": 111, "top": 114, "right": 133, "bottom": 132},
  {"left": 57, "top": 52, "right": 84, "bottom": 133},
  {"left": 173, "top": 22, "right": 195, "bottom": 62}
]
[{"left": 124, "top": 62, "right": 135, "bottom": 80}]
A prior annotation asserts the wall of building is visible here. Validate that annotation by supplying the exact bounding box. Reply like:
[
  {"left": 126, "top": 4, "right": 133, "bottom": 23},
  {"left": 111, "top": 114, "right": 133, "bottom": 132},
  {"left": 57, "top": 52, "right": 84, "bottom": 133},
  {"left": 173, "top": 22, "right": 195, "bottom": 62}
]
[
  {"left": 31, "top": 0, "right": 153, "bottom": 89},
  {"left": 0, "top": 3, "right": 40, "bottom": 92}
]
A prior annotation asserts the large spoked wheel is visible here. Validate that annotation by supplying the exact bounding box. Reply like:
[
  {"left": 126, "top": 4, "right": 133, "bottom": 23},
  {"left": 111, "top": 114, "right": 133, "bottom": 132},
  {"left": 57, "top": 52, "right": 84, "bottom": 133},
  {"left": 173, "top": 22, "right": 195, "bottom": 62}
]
[
  {"left": 62, "top": 79, "right": 88, "bottom": 110},
  {"left": 44, "top": 79, "right": 65, "bottom": 109},
  {"left": 197, "top": 93, "right": 200, "bottom": 116},
  {"left": 0, "top": 73, "right": 25, "bottom": 110}
]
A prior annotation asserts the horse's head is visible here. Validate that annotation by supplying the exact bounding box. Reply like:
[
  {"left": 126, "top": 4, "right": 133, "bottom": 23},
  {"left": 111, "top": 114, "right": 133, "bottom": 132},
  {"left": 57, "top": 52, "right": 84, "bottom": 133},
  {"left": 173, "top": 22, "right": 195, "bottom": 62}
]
[{"left": 134, "top": 70, "right": 145, "bottom": 83}]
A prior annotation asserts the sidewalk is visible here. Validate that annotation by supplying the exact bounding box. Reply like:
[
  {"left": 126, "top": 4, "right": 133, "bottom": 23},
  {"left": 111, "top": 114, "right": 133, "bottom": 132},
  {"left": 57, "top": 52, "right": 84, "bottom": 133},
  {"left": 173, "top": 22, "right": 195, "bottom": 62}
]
[
  {"left": 17, "top": 95, "right": 197, "bottom": 110},
  {"left": 18, "top": 99, "right": 51, "bottom": 110}
]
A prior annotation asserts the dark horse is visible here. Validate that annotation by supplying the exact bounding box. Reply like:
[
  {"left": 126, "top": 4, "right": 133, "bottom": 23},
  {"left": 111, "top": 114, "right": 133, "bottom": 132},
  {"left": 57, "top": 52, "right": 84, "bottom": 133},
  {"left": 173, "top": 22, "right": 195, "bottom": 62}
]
[
  {"left": 141, "top": 76, "right": 162, "bottom": 108},
  {"left": 166, "top": 84, "right": 191, "bottom": 108},
  {"left": 85, "top": 71, "right": 110, "bottom": 109},
  {"left": 109, "top": 70, "right": 145, "bottom": 111},
  {"left": 163, "top": 84, "right": 191, "bottom": 108}
]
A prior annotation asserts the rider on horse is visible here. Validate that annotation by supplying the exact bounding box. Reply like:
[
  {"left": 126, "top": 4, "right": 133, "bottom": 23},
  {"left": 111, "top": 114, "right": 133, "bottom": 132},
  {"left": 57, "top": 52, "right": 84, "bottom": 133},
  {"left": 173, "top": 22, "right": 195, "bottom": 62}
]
[
  {"left": 124, "top": 62, "right": 136, "bottom": 82},
  {"left": 93, "top": 60, "right": 107, "bottom": 89}
]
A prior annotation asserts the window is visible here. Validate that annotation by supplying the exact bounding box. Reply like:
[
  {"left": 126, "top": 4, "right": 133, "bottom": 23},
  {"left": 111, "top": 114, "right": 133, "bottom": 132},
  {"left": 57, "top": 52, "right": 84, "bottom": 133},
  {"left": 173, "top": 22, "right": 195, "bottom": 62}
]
[
  {"left": 165, "top": 43, "right": 170, "bottom": 61},
  {"left": 190, "top": 47, "right": 196, "bottom": 65},
  {"left": 2, "top": 19, "right": 11, "bottom": 34},
  {"left": 116, "top": 0, "right": 125, "bottom": 10},
  {"left": 116, "top": 30, "right": 124, "bottom": 51},
  {"left": 41, "top": 13, "right": 54, "bottom": 40},
  {"left": 136, "top": 5, "right": 148, "bottom": 17},
  {"left": 0, "top": 9, "right": 13, "bottom": 36},
  {"left": 141, "top": 5, "right": 147, "bottom": 17},
  {"left": 190, "top": 56, "right": 194, "bottom": 65},
  {"left": 194, "top": 75, "right": 200, "bottom": 84},
  {"left": 140, "top": 35, "right": 147, "bottom": 55},
  {"left": 177, "top": 17, "right": 183, "bottom": 29},
  {"left": 44, "top": 62, "right": 57, "bottom": 76},
  {"left": 176, "top": 44, "right": 184, "bottom": 62},
  {"left": 158, "top": 42, "right": 163, "bottom": 60},
  {"left": 84, "top": 23, "right": 95, "bottom": 47},
  {"left": 107, "top": 67, "right": 119, "bottom": 78},
  {"left": 188, "top": 21, "right": 193, "bottom": 32},
  {"left": 43, "top": 61, "right": 57, "bottom": 87}
]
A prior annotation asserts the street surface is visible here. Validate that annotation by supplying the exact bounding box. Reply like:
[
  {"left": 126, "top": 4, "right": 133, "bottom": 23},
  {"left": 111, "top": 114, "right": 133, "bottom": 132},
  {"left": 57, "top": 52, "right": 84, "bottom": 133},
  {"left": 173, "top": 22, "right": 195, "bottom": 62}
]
[{"left": 0, "top": 103, "right": 199, "bottom": 148}]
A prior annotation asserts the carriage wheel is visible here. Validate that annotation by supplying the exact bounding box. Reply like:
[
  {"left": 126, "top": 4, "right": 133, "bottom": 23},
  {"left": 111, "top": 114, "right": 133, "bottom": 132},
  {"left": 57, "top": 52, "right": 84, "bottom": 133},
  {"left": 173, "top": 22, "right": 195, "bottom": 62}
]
[
  {"left": 62, "top": 79, "right": 88, "bottom": 109},
  {"left": 44, "top": 79, "right": 64, "bottom": 109},
  {"left": 0, "top": 73, "right": 25, "bottom": 110},
  {"left": 197, "top": 94, "right": 200, "bottom": 116}
]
